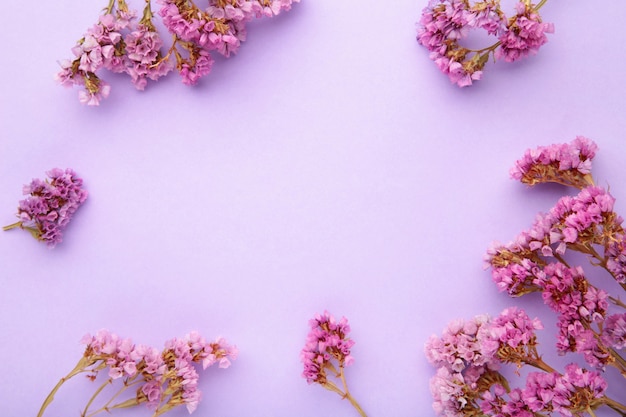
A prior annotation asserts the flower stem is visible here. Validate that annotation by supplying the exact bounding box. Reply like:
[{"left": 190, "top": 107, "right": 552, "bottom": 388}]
[
  {"left": 37, "top": 357, "right": 91, "bottom": 417},
  {"left": 2, "top": 221, "right": 21, "bottom": 231},
  {"left": 603, "top": 396, "right": 626, "bottom": 415},
  {"left": 608, "top": 348, "right": 626, "bottom": 376},
  {"left": 339, "top": 366, "right": 368, "bottom": 417},
  {"left": 344, "top": 392, "right": 368, "bottom": 417},
  {"left": 81, "top": 378, "right": 112, "bottom": 417},
  {"left": 534, "top": 0, "right": 549, "bottom": 11},
  {"left": 610, "top": 296, "right": 626, "bottom": 309},
  {"left": 524, "top": 356, "right": 556, "bottom": 374}
]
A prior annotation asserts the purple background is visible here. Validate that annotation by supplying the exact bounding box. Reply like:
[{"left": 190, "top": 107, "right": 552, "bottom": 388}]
[{"left": 1, "top": 1, "right": 626, "bottom": 416}]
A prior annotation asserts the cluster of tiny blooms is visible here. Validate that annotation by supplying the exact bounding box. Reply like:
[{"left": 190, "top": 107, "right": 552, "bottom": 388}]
[
  {"left": 426, "top": 308, "right": 624, "bottom": 416},
  {"left": 300, "top": 311, "right": 367, "bottom": 417},
  {"left": 37, "top": 329, "right": 237, "bottom": 417},
  {"left": 427, "top": 137, "right": 626, "bottom": 417},
  {"left": 57, "top": 0, "right": 299, "bottom": 105},
  {"left": 416, "top": 0, "right": 553, "bottom": 87},
  {"left": 486, "top": 139, "right": 626, "bottom": 369},
  {"left": 510, "top": 136, "right": 598, "bottom": 188},
  {"left": 3, "top": 168, "right": 88, "bottom": 248}
]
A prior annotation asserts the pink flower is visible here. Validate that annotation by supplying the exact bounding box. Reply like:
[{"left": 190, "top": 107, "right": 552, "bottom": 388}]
[
  {"left": 58, "top": 0, "right": 299, "bottom": 103},
  {"left": 522, "top": 365, "right": 607, "bottom": 415},
  {"left": 425, "top": 314, "right": 494, "bottom": 372},
  {"left": 124, "top": 25, "right": 173, "bottom": 90},
  {"left": 4, "top": 168, "right": 88, "bottom": 247},
  {"left": 78, "top": 80, "right": 111, "bottom": 106},
  {"left": 602, "top": 313, "right": 626, "bottom": 349},
  {"left": 510, "top": 136, "right": 598, "bottom": 188},
  {"left": 495, "top": 2, "right": 554, "bottom": 63},
  {"left": 301, "top": 311, "right": 355, "bottom": 384},
  {"left": 417, "top": 0, "right": 553, "bottom": 87}
]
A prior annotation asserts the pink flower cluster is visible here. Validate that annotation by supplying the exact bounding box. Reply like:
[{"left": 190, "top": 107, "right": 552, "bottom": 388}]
[
  {"left": 416, "top": 0, "right": 554, "bottom": 87},
  {"left": 510, "top": 136, "right": 598, "bottom": 188},
  {"left": 57, "top": 5, "right": 172, "bottom": 105},
  {"left": 425, "top": 308, "right": 542, "bottom": 372},
  {"left": 3, "top": 168, "right": 88, "bottom": 248},
  {"left": 300, "top": 311, "right": 367, "bottom": 417},
  {"left": 58, "top": 0, "right": 299, "bottom": 104},
  {"left": 485, "top": 139, "right": 626, "bottom": 372},
  {"left": 424, "top": 137, "right": 626, "bottom": 417},
  {"left": 39, "top": 329, "right": 237, "bottom": 416},
  {"left": 428, "top": 137, "right": 626, "bottom": 416},
  {"left": 426, "top": 309, "right": 614, "bottom": 417},
  {"left": 480, "top": 364, "right": 608, "bottom": 417},
  {"left": 301, "top": 310, "right": 355, "bottom": 385}
]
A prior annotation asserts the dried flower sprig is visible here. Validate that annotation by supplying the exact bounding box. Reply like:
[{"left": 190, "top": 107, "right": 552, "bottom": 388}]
[
  {"left": 3, "top": 168, "right": 88, "bottom": 248},
  {"left": 301, "top": 311, "right": 367, "bottom": 417},
  {"left": 416, "top": 0, "right": 553, "bottom": 87},
  {"left": 427, "top": 137, "right": 626, "bottom": 416},
  {"left": 37, "top": 329, "right": 238, "bottom": 417},
  {"left": 57, "top": 0, "right": 300, "bottom": 105},
  {"left": 426, "top": 309, "right": 625, "bottom": 416}
]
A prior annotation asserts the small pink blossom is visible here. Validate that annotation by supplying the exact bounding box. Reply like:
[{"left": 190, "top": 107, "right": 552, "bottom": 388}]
[
  {"left": 510, "top": 136, "right": 598, "bottom": 188},
  {"left": 4, "top": 168, "right": 88, "bottom": 247},
  {"left": 495, "top": 2, "right": 554, "bottom": 63},
  {"left": 301, "top": 311, "right": 355, "bottom": 384},
  {"left": 417, "top": 0, "right": 553, "bottom": 87}
]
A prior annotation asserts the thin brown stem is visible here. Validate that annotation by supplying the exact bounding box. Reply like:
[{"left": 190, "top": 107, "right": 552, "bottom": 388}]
[
  {"left": 2, "top": 221, "right": 21, "bottom": 231},
  {"left": 534, "top": 0, "right": 549, "bottom": 11},
  {"left": 82, "top": 376, "right": 144, "bottom": 417},
  {"left": 603, "top": 396, "right": 626, "bottom": 415},
  {"left": 37, "top": 357, "right": 92, "bottom": 417},
  {"left": 81, "top": 378, "right": 113, "bottom": 417},
  {"left": 339, "top": 366, "right": 367, "bottom": 417},
  {"left": 610, "top": 296, "right": 626, "bottom": 309},
  {"left": 524, "top": 356, "right": 557, "bottom": 374}
]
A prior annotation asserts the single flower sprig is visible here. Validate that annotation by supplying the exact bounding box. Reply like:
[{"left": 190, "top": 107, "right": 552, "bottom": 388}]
[
  {"left": 37, "top": 329, "right": 238, "bottom": 417},
  {"left": 416, "top": 0, "right": 553, "bottom": 87},
  {"left": 3, "top": 168, "right": 88, "bottom": 248},
  {"left": 301, "top": 311, "right": 367, "bottom": 417}
]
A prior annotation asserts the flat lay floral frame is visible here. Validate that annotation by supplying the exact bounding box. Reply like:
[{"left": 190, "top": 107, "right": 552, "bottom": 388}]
[{"left": 2, "top": 0, "right": 626, "bottom": 416}]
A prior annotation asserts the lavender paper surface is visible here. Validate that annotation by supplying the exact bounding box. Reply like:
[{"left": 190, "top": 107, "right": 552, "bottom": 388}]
[{"left": 1, "top": 1, "right": 626, "bottom": 416}]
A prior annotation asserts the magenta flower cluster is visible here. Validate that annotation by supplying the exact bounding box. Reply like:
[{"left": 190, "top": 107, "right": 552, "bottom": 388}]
[
  {"left": 300, "top": 311, "right": 367, "bottom": 417},
  {"left": 38, "top": 329, "right": 237, "bottom": 417},
  {"left": 427, "top": 138, "right": 626, "bottom": 417},
  {"left": 510, "top": 135, "right": 598, "bottom": 188},
  {"left": 3, "top": 168, "right": 88, "bottom": 248},
  {"left": 57, "top": 0, "right": 299, "bottom": 105},
  {"left": 416, "top": 0, "right": 554, "bottom": 87},
  {"left": 301, "top": 311, "right": 355, "bottom": 384},
  {"left": 426, "top": 308, "right": 615, "bottom": 416}
]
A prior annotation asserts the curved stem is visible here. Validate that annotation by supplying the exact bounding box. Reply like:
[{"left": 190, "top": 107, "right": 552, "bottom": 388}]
[
  {"left": 37, "top": 358, "right": 91, "bottom": 417},
  {"left": 468, "top": 41, "right": 501, "bottom": 55},
  {"left": 81, "top": 378, "right": 113, "bottom": 417},
  {"left": 608, "top": 348, "right": 626, "bottom": 376},
  {"left": 603, "top": 396, "right": 626, "bottom": 415},
  {"left": 339, "top": 366, "right": 367, "bottom": 417},
  {"left": 85, "top": 396, "right": 140, "bottom": 417}
]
